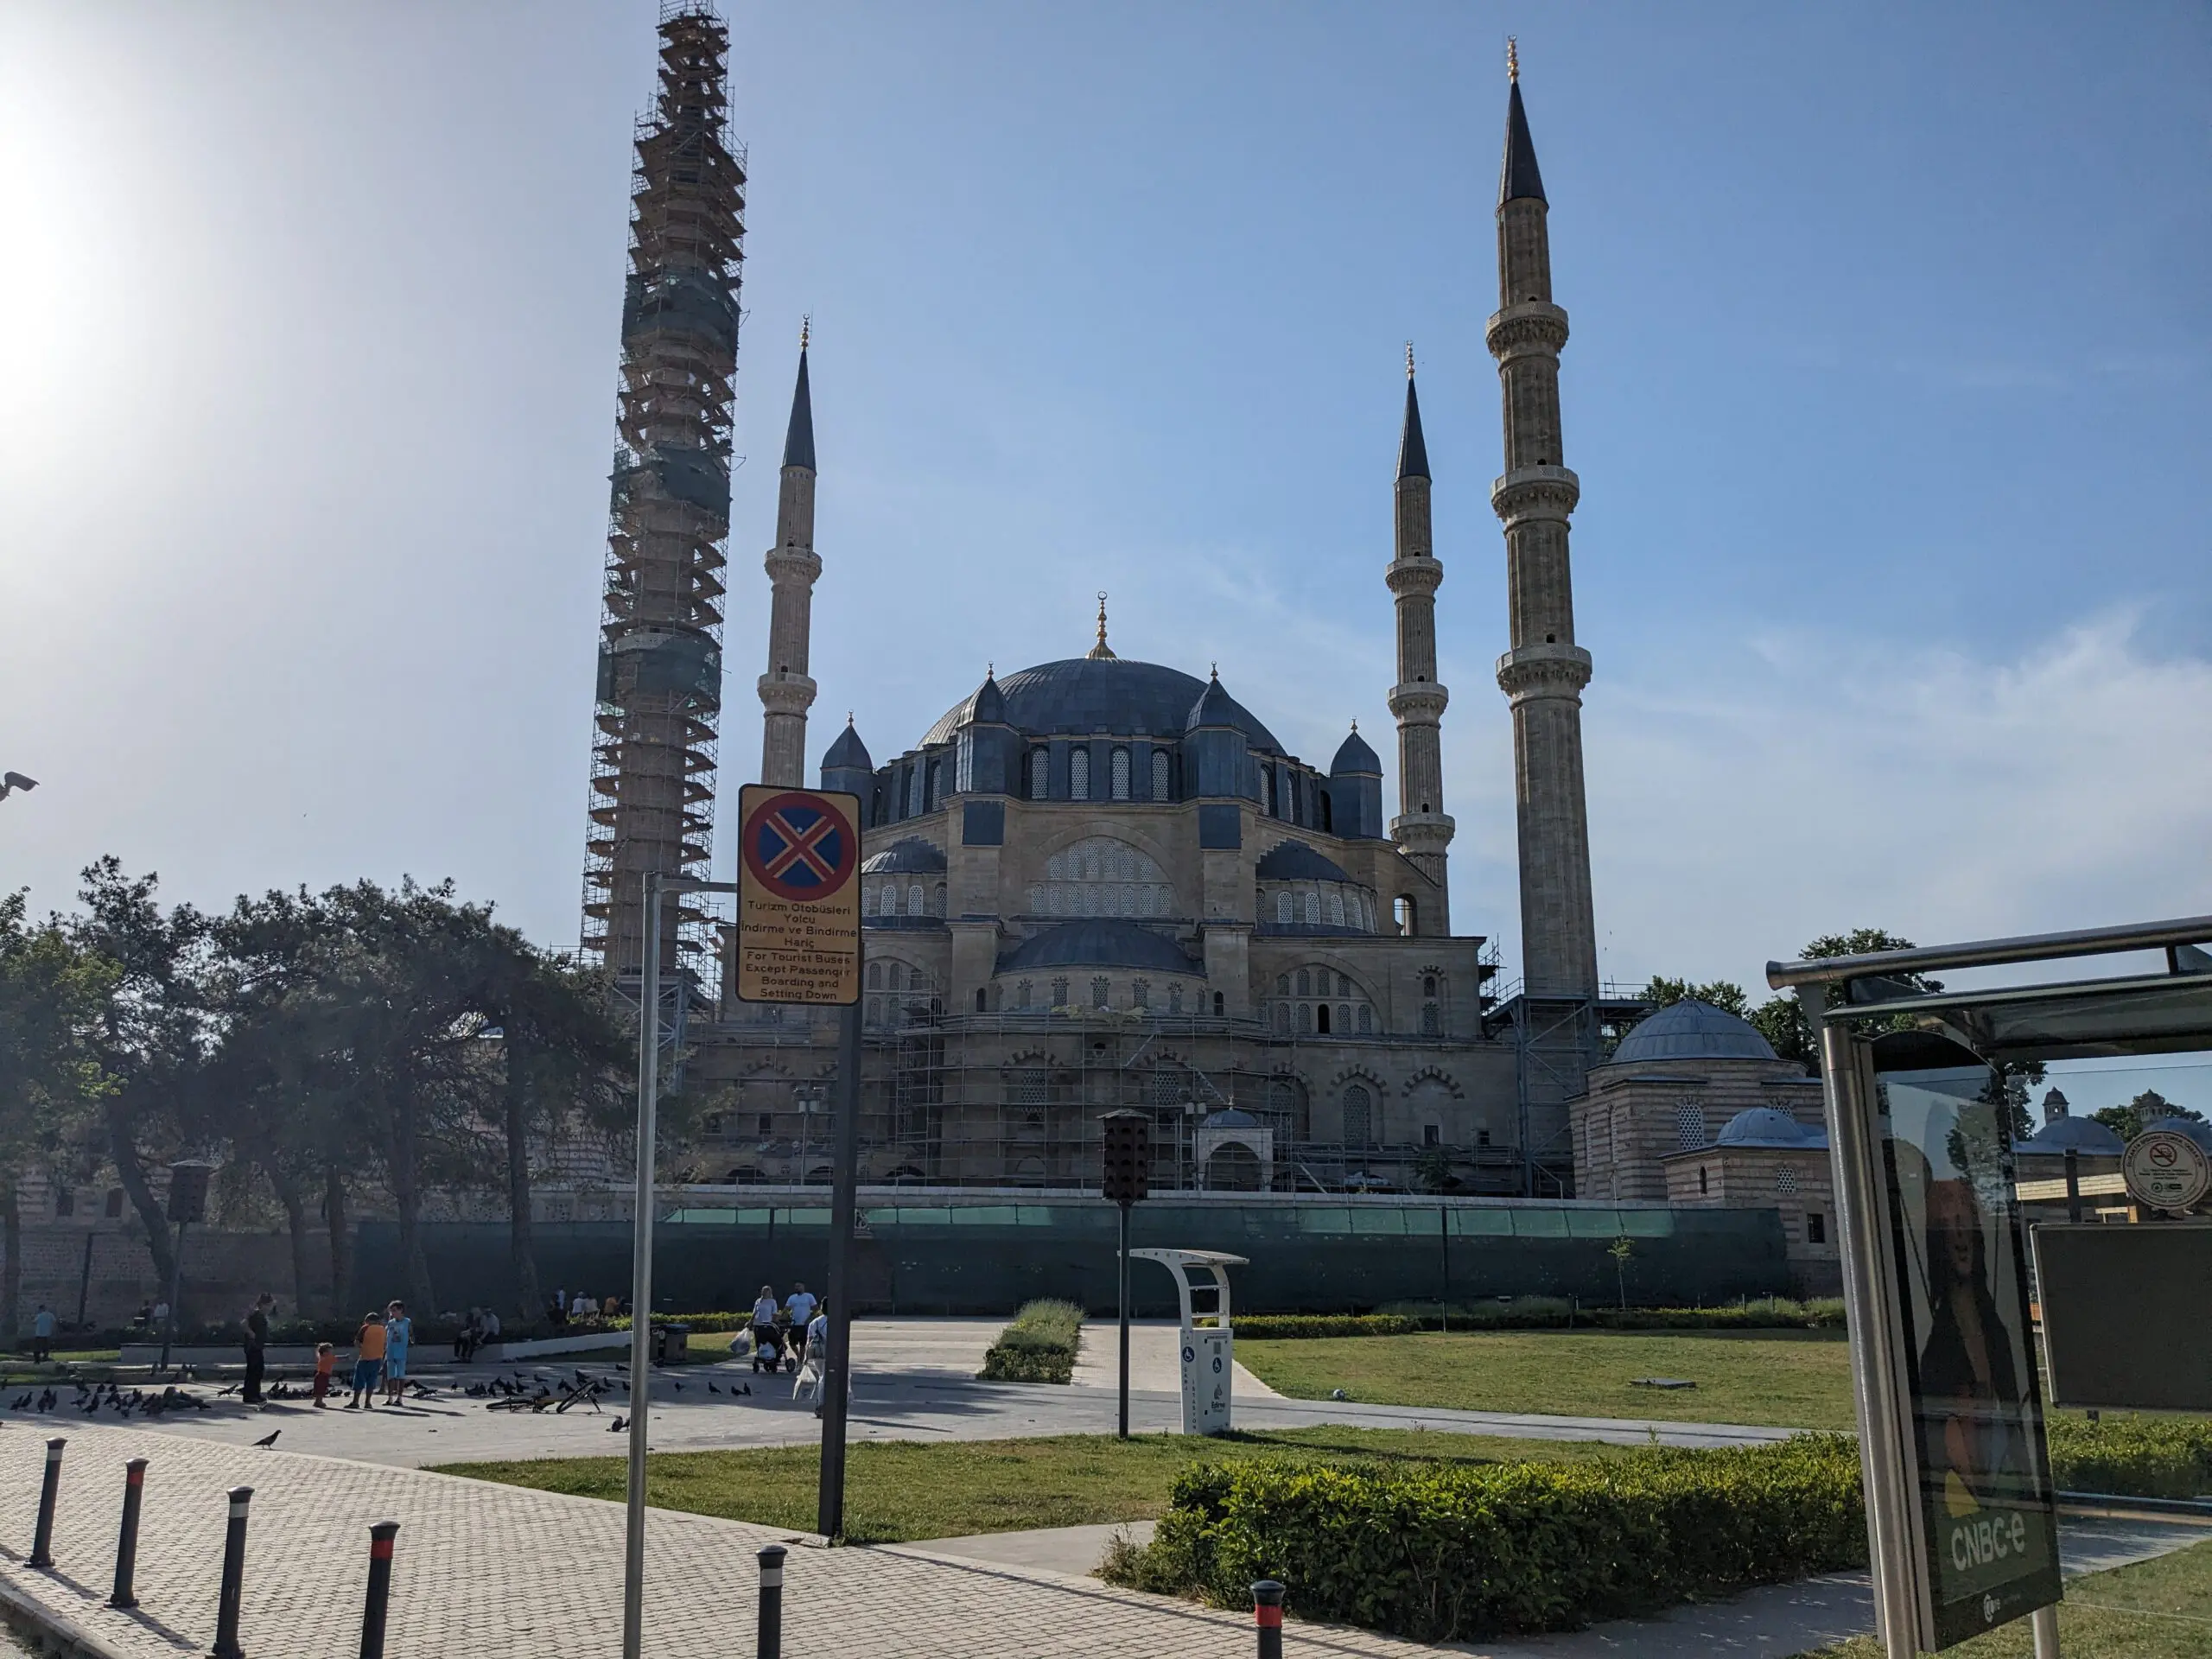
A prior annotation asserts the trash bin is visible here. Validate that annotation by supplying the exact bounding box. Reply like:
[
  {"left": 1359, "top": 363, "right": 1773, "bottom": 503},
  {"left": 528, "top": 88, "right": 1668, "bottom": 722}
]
[{"left": 653, "top": 1322, "right": 690, "bottom": 1364}]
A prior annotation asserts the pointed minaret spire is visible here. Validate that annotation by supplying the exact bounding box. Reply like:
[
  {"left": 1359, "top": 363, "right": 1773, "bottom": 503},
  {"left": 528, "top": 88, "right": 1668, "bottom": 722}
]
[
  {"left": 1086, "top": 591, "right": 1117, "bottom": 660},
  {"left": 1397, "top": 344, "right": 1431, "bottom": 482},
  {"left": 759, "top": 329, "right": 823, "bottom": 786},
  {"left": 1387, "top": 347, "right": 1452, "bottom": 914},
  {"left": 1500, "top": 40, "right": 1547, "bottom": 207}
]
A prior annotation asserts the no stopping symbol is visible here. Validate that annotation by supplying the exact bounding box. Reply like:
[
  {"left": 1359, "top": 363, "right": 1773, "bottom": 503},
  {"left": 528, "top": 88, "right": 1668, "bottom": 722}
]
[{"left": 742, "top": 792, "right": 858, "bottom": 903}]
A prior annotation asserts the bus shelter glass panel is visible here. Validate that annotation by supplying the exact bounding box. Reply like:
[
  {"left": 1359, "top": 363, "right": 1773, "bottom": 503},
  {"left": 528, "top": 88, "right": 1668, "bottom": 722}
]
[{"left": 1874, "top": 1037, "right": 2061, "bottom": 1647}]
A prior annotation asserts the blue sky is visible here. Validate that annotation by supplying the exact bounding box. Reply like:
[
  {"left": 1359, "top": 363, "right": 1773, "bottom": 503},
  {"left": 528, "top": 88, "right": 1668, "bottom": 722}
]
[{"left": 2, "top": 2, "right": 2208, "bottom": 995}]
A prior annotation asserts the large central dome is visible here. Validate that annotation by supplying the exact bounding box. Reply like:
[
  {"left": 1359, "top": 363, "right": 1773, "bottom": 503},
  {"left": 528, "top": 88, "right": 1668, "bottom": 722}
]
[{"left": 920, "top": 657, "right": 1283, "bottom": 753}]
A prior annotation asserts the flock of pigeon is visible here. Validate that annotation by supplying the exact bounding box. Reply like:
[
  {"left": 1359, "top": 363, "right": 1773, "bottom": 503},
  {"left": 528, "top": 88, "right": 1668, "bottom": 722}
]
[
  {"left": 8, "top": 1381, "right": 213, "bottom": 1419},
  {"left": 461, "top": 1367, "right": 757, "bottom": 1429}
]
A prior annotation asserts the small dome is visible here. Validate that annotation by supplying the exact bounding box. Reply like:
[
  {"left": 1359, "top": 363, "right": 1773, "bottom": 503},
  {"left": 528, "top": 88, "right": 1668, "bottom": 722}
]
[
  {"left": 1330, "top": 727, "right": 1381, "bottom": 776},
  {"left": 1611, "top": 999, "right": 1780, "bottom": 1065},
  {"left": 998, "top": 919, "right": 1202, "bottom": 977},
  {"left": 2145, "top": 1115, "right": 2212, "bottom": 1154},
  {"left": 2015, "top": 1116, "right": 2124, "bottom": 1155},
  {"left": 822, "top": 719, "right": 873, "bottom": 772},
  {"left": 861, "top": 837, "right": 946, "bottom": 875},
  {"left": 1716, "top": 1107, "right": 1822, "bottom": 1148},
  {"left": 1201, "top": 1108, "right": 1260, "bottom": 1128},
  {"left": 1255, "top": 840, "right": 1353, "bottom": 883}
]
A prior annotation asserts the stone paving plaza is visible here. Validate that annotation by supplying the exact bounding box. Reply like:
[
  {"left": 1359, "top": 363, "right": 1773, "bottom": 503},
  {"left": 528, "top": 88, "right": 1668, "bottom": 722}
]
[{"left": 0, "top": 1421, "right": 1440, "bottom": 1659}]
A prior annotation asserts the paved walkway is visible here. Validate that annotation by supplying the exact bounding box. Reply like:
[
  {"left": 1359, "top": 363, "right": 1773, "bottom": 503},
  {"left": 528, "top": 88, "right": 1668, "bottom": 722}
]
[
  {"left": 3, "top": 1319, "right": 1788, "bottom": 1470},
  {"left": 0, "top": 1422, "right": 1437, "bottom": 1658}
]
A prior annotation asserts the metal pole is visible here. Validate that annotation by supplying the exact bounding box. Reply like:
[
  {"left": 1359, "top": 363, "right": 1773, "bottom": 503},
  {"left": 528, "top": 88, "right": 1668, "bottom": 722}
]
[
  {"left": 359, "top": 1521, "right": 399, "bottom": 1659},
  {"left": 158, "top": 1217, "right": 187, "bottom": 1376},
  {"left": 2031, "top": 1603, "right": 2061, "bottom": 1659},
  {"left": 622, "top": 873, "right": 664, "bottom": 1659},
  {"left": 817, "top": 994, "right": 863, "bottom": 1539},
  {"left": 755, "top": 1543, "right": 785, "bottom": 1659},
  {"left": 1252, "top": 1579, "right": 1286, "bottom": 1659},
  {"left": 1117, "top": 1199, "right": 1131, "bottom": 1440},
  {"left": 110, "top": 1457, "right": 148, "bottom": 1607},
  {"left": 2064, "top": 1147, "right": 2082, "bottom": 1224},
  {"left": 1814, "top": 1007, "right": 1920, "bottom": 1659},
  {"left": 29, "top": 1438, "right": 64, "bottom": 1568},
  {"left": 213, "top": 1485, "right": 252, "bottom": 1659}
]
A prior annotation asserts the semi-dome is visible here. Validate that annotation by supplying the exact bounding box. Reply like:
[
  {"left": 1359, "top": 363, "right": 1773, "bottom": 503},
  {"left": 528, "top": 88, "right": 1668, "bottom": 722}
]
[
  {"left": 861, "top": 837, "right": 946, "bottom": 874},
  {"left": 1715, "top": 1107, "right": 1824, "bottom": 1148},
  {"left": 1611, "top": 999, "right": 1780, "bottom": 1065},
  {"left": 920, "top": 658, "right": 1282, "bottom": 753},
  {"left": 1255, "top": 840, "right": 1353, "bottom": 883},
  {"left": 996, "top": 918, "right": 1203, "bottom": 977},
  {"left": 2015, "top": 1116, "right": 2125, "bottom": 1155}
]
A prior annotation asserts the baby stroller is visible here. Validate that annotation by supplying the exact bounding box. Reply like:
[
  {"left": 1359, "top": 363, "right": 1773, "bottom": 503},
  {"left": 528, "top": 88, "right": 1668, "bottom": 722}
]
[{"left": 750, "top": 1321, "right": 798, "bottom": 1375}]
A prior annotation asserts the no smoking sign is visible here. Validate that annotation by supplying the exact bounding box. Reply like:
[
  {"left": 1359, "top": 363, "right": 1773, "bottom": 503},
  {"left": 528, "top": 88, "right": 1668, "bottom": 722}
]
[{"left": 2121, "top": 1128, "right": 2211, "bottom": 1213}]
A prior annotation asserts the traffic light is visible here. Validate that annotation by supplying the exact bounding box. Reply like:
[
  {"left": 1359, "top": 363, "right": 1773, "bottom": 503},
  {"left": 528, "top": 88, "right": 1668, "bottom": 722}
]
[{"left": 1100, "top": 1110, "right": 1150, "bottom": 1206}]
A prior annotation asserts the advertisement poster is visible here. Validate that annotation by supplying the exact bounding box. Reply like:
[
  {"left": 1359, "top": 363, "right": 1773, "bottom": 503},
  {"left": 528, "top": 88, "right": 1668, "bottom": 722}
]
[{"left": 1876, "top": 1036, "right": 2063, "bottom": 1648}]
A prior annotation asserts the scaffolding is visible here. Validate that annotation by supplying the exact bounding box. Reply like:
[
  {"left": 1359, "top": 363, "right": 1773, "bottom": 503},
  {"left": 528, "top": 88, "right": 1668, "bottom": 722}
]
[
  {"left": 581, "top": 1, "right": 746, "bottom": 991},
  {"left": 683, "top": 1001, "right": 1535, "bottom": 1198},
  {"left": 1484, "top": 979, "right": 1654, "bottom": 1197}
]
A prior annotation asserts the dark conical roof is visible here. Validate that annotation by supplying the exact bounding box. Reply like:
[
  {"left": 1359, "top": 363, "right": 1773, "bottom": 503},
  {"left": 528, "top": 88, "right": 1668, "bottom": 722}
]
[
  {"left": 1331, "top": 725, "right": 1381, "bottom": 775},
  {"left": 1499, "top": 79, "right": 1547, "bottom": 207},
  {"left": 1397, "top": 374, "right": 1430, "bottom": 481},
  {"left": 970, "top": 669, "right": 1006, "bottom": 725},
  {"left": 822, "top": 716, "right": 871, "bottom": 772},
  {"left": 782, "top": 345, "right": 816, "bottom": 471},
  {"left": 1185, "top": 670, "right": 1243, "bottom": 733}
]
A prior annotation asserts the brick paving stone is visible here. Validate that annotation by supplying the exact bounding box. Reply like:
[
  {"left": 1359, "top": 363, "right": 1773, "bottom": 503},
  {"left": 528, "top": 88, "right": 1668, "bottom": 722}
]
[{"left": 0, "top": 1421, "right": 1442, "bottom": 1658}]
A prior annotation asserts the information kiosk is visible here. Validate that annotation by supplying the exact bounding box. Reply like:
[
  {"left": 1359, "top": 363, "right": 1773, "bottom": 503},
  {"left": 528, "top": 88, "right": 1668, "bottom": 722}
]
[{"left": 1131, "top": 1248, "right": 1248, "bottom": 1435}]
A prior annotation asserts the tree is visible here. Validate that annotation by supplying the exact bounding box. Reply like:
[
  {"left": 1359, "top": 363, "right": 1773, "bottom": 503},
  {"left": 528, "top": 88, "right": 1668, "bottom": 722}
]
[
  {"left": 2092, "top": 1089, "right": 2206, "bottom": 1145},
  {"left": 1637, "top": 976, "right": 1750, "bottom": 1016},
  {"left": 0, "top": 893, "right": 117, "bottom": 1338},
  {"left": 1606, "top": 1234, "right": 1635, "bottom": 1310}
]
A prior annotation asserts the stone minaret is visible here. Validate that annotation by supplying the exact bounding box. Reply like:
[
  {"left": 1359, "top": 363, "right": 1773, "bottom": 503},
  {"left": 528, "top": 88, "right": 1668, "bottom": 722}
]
[
  {"left": 1489, "top": 48, "right": 1598, "bottom": 1000},
  {"left": 1387, "top": 346, "right": 1452, "bottom": 928},
  {"left": 758, "top": 330, "right": 819, "bottom": 787}
]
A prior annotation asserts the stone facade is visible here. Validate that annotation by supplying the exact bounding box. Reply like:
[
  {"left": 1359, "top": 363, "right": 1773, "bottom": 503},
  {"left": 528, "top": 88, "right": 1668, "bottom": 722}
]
[{"left": 1662, "top": 1141, "right": 1841, "bottom": 1297}]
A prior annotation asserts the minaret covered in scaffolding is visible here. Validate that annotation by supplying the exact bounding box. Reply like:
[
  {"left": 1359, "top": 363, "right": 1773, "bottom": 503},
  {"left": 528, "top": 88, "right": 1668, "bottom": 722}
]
[{"left": 581, "top": 2, "right": 747, "bottom": 985}]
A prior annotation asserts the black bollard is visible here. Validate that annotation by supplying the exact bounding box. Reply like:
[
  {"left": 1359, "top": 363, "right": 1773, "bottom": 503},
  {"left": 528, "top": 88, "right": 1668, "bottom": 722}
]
[
  {"left": 1252, "top": 1579, "right": 1286, "bottom": 1659},
  {"left": 213, "top": 1484, "right": 253, "bottom": 1659},
  {"left": 111, "top": 1457, "right": 149, "bottom": 1607},
  {"left": 29, "top": 1438, "right": 65, "bottom": 1569},
  {"left": 756, "top": 1543, "right": 785, "bottom": 1659},
  {"left": 359, "top": 1521, "right": 400, "bottom": 1659}
]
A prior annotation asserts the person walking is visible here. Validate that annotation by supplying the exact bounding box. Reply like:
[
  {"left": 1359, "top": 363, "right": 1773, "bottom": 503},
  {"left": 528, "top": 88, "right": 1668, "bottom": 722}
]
[
  {"left": 241, "top": 1293, "right": 273, "bottom": 1404},
  {"left": 785, "top": 1282, "right": 818, "bottom": 1363},
  {"left": 29, "top": 1304, "right": 56, "bottom": 1363},
  {"left": 382, "top": 1301, "right": 412, "bottom": 1403},
  {"left": 347, "top": 1311, "right": 386, "bottom": 1408},
  {"left": 804, "top": 1302, "right": 831, "bottom": 1417},
  {"left": 750, "top": 1284, "right": 779, "bottom": 1359},
  {"left": 311, "top": 1341, "right": 336, "bottom": 1408}
]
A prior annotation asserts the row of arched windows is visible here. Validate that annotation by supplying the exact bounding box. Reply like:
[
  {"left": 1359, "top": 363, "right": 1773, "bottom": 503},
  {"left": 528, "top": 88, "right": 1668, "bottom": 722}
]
[
  {"left": 1027, "top": 746, "right": 1174, "bottom": 803},
  {"left": 1264, "top": 887, "right": 1376, "bottom": 931},
  {"left": 862, "top": 880, "right": 946, "bottom": 918}
]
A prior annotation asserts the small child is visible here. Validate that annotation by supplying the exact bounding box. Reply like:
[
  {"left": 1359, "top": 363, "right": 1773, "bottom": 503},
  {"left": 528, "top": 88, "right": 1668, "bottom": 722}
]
[
  {"left": 349, "top": 1311, "right": 387, "bottom": 1408},
  {"left": 311, "top": 1341, "right": 336, "bottom": 1408}
]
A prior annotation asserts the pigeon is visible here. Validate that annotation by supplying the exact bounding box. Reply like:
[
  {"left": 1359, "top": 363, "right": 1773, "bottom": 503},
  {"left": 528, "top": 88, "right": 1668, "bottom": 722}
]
[
  {"left": 608, "top": 1416, "right": 627, "bottom": 1433},
  {"left": 670, "top": 1381, "right": 683, "bottom": 1393},
  {"left": 707, "top": 1382, "right": 720, "bottom": 1394},
  {"left": 741, "top": 1383, "right": 751, "bottom": 1396},
  {"left": 251, "top": 1428, "right": 281, "bottom": 1447},
  {"left": 9, "top": 1393, "right": 28, "bottom": 1410},
  {"left": 218, "top": 1383, "right": 240, "bottom": 1396}
]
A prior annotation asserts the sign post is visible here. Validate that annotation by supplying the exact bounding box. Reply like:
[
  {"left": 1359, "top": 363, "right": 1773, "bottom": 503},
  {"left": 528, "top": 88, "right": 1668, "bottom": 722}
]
[{"left": 734, "top": 785, "right": 864, "bottom": 1538}]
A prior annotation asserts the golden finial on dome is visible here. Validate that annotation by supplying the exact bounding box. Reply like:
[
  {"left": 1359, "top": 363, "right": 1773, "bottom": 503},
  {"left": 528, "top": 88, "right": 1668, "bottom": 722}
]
[
  {"left": 1087, "top": 592, "right": 1117, "bottom": 660},
  {"left": 1506, "top": 35, "right": 1519, "bottom": 83}
]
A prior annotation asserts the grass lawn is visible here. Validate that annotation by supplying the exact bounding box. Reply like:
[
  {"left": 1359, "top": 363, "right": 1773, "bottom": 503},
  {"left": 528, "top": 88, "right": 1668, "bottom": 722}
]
[
  {"left": 1236, "top": 1328, "right": 1857, "bottom": 1430},
  {"left": 1812, "top": 1536, "right": 2212, "bottom": 1659},
  {"left": 435, "top": 1427, "right": 1634, "bottom": 1545}
]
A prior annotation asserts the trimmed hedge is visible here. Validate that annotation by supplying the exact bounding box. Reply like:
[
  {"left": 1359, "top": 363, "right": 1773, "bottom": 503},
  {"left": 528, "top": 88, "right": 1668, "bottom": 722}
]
[
  {"left": 978, "top": 1300, "right": 1084, "bottom": 1383},
  {"left": 1235, "top": 1297, "right": 1847, "bottom": 1341},
  {"left": 2050, "top": 1415, "right": 2212, "bottom": 1500},
  {"left": 1105, "top": 1434, "right": 1866, "bottom": 1642}
]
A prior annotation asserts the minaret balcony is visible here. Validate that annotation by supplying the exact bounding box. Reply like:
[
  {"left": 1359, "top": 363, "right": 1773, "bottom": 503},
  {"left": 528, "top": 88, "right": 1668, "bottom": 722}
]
[
  {"left": 757, "top": 672, "right": 817, "bottom": 715},
  {"left": 1384, "top": 557, "right": 1445, "bottom": 598},
  {"left": 1490, "top": 465, "right": 1580, "bottom": 530},
  {"left": 1484, "top": 301, "right": 1569, "bottom": 359},
  {"left": 763, "top": 545, "right": 821, "bottom": 586},
  {"left": 1496, "top": 642, "right": 1593, "bottom": 703},
  {"left": 1387, "top": 681, "right": 1450, "bottom": 722}
]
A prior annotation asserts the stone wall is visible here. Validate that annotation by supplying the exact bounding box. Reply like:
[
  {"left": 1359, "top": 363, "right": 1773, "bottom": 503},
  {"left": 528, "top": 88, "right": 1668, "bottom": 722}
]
[{"left": 2, "top": 1224, "right": 330, "bottom": 1336}]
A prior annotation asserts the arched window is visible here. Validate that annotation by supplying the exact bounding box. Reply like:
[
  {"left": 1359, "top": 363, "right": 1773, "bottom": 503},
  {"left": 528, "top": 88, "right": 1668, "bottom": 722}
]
[
  {"left": 1319, "top": 791, "right": 1332, "bottom": 831},
  {"left": 1029, "top": 748, "right": 1049, "bottom": 800},
  {"left": 906, "top": 766, "right": 924, "bottom": 817},
  {"left": 1070, "top": 748, "right": 1090, "bottom": 800},
  {"left": 867, "top": 963, "right": 882, "bottom": 989},
  {"left": 1421, "top": 1001, "right": 1440, "bottom": 1036},
  {"left": 1328, "top": 889, "right": 1344, "bottom": 926},
  {"left": 1275, "top": 974, "right": 1289, "bottom": 995},
  {"left": 1259, "top": 768, "right": 1274, "bottom": 817},
  {"left": 1167, "top": 982, "right": 1183, "bottom": 1014},
  {"left": 1276, "top": 893, "right": 1294, "bottom": 925},
  {"left": 1295, "top": 969, "right": 1311, "bottom": 995},
  {"left": 1274, "top": 1003, "right": 1291, "bottom": 1034},
  {"left": 975, "top": 988, "right": 987, "bottom": 1012},
  {"left": 1394, "top": 896, "right": 1414, "bottom": 936},
  {"left": 1342, "top": 1084, "right": 1372, "bottom": 1146},
  {"left": 887, "top": 963, "right": 906, "bottom": 992},
  {"left": 1338, "top": 1002, "right": 1351, "bottom": 1032},
  {"left": 1132, "top": 978, "right": 1150, "bottom": 1007},
  {"left": 1110, "top": 747, "right": 1130, "bottom": 800},
  {"left": 1356, "top": 1004, "right": 1372, "bottom": 1033},
  {"left": 1150, "top": 749, "right": 1170, "bottom": 801},
  {"left": 929, "top": 760, "right": 944, "bottom": 807},
  {"left": 908, "top": 883, "right": 925, "bottom": 916},
  {"left": 1422, "top": 975, "right": 1438, "bottom": 997},
  {"left": 1298, "top": 1002, "right": 1313, "bottom": 1033},
  {"left": 1091, "top": 976, "right": 1110, "bottom": 1008},
  {"left": 933, "top": 881, "right": 947, "bottom": 916},
  {"left": 1212, "top": 991, "right": 1224, "bottom": 1015},
  {"left": 1316, "top": 1003, "right": 1332, "bottom": 1035},
  {"left": 880, "top": 886, "right": 899, "bottom": 917},
  {"left": 1699, "top": 1166, "right": 1709, "bottom": 1195},
  {"left": 1051, "top": 976, "right": 1069, "bottom": 1006},
  {"left": 1016, "top": 979, "right": 1033, "bottom": 1009},
  {"left": 1304, "top": 892, "right": 1321, "bottom": 925}
]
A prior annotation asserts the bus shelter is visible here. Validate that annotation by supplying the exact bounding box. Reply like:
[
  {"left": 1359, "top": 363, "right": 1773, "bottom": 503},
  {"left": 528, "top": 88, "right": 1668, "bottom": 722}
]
[{"left": 1770, "top": 915, "right": 2212, "bottom": 1657}]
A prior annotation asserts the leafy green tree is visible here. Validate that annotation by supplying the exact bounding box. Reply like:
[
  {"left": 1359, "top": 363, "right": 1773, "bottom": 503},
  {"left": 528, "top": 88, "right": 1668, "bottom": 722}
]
[
  {"left": 2091, "top": 1089, "right": 2206, "bottom": 1145},
  {"left": 1637, "top": 976, "right": 1750, "bottom": 1016}
]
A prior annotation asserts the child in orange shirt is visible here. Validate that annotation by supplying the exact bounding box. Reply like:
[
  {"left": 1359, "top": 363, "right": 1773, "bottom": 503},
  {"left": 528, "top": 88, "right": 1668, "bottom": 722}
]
[
  {"left": 312, "top": 1341, "right": 336, "bottom": 1408},
  {"left": 349, "top": 1312, "right": 387, "bottom": 1408}
]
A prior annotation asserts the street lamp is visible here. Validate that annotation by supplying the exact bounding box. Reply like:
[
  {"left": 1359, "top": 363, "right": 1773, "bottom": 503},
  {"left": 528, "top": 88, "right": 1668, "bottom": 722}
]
[{"left": 0, "top": 772, "right": 38, "bottom": 801}]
